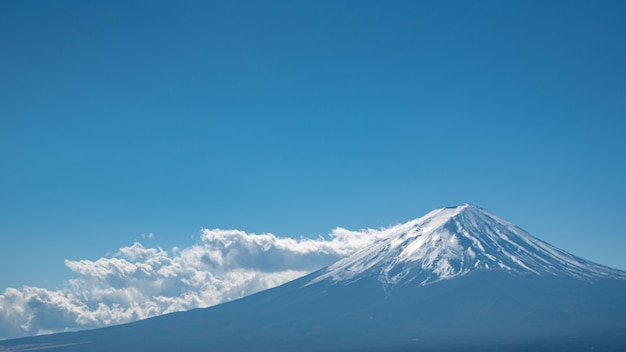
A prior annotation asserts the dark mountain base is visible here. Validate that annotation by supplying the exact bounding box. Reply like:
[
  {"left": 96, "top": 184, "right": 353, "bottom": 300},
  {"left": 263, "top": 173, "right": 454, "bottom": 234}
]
[{"left": 2, "top": 271, "right": 626, "bottom": 351}]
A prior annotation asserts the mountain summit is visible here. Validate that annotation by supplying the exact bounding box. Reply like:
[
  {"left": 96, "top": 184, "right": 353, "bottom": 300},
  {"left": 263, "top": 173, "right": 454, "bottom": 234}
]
[
  {"left": 2, "top": 205, "right": 626, "bottom": 351},
  {"left": 310, "top": 204, "right": 626, "bottom": 288}
]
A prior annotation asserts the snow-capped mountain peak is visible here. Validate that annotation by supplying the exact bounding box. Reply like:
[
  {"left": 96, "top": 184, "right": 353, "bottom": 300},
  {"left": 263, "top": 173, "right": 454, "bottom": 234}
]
[
  {"left": 308, "top": 204, "right": 626, "bottom": 287},
  {"left": 4, "top": 204, "right": 626, "bottom": 352}
]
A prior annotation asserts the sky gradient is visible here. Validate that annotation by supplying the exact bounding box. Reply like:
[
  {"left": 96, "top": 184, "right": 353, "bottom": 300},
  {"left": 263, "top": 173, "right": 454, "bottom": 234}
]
[{"left": 1, "top": 0, "right": 625, "bottom": 339}]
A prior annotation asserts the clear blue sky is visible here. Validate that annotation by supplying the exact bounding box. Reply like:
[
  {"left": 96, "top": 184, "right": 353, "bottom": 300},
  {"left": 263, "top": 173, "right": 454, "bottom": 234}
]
[{"left": 1, "top": 0, "right": 625, "bottom": 291}]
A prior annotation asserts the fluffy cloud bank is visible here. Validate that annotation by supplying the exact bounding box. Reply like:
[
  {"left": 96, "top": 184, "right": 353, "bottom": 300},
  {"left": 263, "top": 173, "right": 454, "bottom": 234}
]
[{"left": 0, "top": 227, "right": 387, "bottom": 340}]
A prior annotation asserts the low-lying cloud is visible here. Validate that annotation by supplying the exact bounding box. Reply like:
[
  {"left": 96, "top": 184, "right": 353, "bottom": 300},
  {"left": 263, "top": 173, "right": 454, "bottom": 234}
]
[{"left": 0, "top": 226, "right": 387, "bottom": 340}]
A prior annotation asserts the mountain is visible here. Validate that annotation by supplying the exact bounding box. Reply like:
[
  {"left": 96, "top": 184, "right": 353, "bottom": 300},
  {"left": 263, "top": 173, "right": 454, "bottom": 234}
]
[
  {"left": 2, "top": 204, "right": 626, "bottom": 352},
  {"left": 310, "top": 204, "right": 626, "bottom": 287}
]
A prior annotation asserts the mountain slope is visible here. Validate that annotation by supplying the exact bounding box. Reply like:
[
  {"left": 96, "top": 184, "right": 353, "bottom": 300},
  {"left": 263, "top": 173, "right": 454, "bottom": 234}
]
[{"left": 1, "top": 204, "right": 626, "bottom": 352}]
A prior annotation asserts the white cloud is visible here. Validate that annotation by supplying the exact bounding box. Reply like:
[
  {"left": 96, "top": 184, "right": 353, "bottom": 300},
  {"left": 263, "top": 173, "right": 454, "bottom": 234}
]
[
  {"left": 141, "top": 233, "right": 154, "bottom": 239},
  {"left": 0, "top": 226, "right": 387, "bottom": 340}
]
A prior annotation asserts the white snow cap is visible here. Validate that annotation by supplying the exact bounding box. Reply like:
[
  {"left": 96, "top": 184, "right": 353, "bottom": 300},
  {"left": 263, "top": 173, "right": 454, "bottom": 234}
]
[{"left": 309, "top": 204, "right": 626, "bottom": 287}]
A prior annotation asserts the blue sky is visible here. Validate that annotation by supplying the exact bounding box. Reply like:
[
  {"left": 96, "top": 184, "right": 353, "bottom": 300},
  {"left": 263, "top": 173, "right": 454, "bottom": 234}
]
[{"left": 1, "top": 0, "right": 625, "bottom": 303}]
